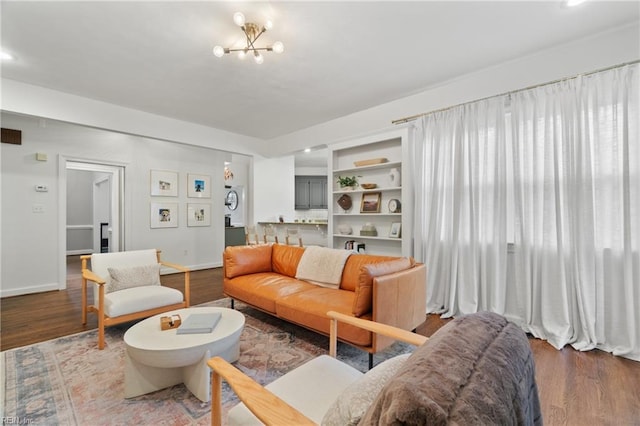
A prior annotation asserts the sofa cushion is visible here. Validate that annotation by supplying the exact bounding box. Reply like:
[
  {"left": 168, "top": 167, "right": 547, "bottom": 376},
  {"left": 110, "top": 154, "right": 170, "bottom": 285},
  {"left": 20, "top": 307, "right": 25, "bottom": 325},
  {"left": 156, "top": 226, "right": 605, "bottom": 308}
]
[
  {"left": 353, "top": 257, "right": 415, "bottom": 316},
  {"left": 224, "top": 244, "right": 272, "bottom": 279},
  {"left": 228, "top": 355, "right": 362, "bottom": 425},
  {"left": 272, "top": 244, "right": 305, "bottom": 278},
  {"left": 359, "top": 311, "right": 542, "bottom": 426},
  {"left": 276, "top": 288, "right": 372, "bottom": 347},
  {"left": 341, "top": 254, "right": 398, "bottom": 292},
  {"left": 322, "top": 353, "right": 411, "bottom": 426},
  {"left": 104, "top": 285, "right": 183, "bottom": 317},
  {"left": 225, "top": 273, "right": 317, "bottom": 313},
  {"left": 106, "top": 263, "right": 161, "bottom": 294}
]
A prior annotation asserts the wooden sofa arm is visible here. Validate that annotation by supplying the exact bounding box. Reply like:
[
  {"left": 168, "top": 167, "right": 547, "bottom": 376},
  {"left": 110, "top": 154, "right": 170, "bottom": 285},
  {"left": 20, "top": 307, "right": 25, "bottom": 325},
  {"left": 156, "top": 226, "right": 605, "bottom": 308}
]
[
  {"left": 208, "top": 357, "right": 314, "bottom": 426},
  {"left": 160, "top": 260, "right": 189, "bottom": 273},
  {"left": 209, "top": 311, "right": 427, "bottom": 426}
]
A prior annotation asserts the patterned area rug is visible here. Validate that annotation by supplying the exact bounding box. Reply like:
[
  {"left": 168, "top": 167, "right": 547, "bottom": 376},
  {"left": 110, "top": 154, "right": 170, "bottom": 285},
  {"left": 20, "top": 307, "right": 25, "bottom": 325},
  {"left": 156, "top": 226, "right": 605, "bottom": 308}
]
[{"left": 2, "top": 299, "right": 413, "bottom": 425}]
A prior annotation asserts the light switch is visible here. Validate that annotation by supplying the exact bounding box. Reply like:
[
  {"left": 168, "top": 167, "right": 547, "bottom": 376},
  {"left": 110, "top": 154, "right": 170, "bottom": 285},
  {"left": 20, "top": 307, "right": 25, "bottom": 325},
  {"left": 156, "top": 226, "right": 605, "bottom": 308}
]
[{"left": 35, "top": 153, "right": 48, "bottom": 162}]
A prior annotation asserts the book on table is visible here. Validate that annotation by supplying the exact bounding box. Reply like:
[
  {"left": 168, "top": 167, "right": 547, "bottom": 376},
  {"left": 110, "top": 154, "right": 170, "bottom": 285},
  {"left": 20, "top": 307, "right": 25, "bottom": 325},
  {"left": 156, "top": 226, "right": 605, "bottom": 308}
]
[{"left": 176, "top": 312, "right": 222, "bottom": 334}]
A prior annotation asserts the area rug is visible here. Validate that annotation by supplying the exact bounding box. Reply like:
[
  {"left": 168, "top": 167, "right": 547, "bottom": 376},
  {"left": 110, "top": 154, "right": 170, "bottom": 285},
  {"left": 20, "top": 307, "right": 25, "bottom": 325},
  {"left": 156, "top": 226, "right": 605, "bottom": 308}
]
[{"left": 1, "top": 299, "right": 413, "bottom": 425}]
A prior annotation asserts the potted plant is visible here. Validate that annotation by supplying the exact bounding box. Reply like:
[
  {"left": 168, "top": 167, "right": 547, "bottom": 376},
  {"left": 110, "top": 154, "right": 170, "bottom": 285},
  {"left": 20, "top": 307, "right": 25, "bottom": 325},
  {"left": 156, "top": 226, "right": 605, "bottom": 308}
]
[{"left": 337, "top": 175, "right": 359, "bottom": 189}]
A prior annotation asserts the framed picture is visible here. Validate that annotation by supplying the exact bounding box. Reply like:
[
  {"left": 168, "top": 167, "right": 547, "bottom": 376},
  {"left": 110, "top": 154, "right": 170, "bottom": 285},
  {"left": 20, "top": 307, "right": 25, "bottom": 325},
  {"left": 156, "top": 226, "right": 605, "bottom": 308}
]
[
  {"left": 187, "top": 173, "right": 211, "bottom": 198},
  {"left": 360, "top": 191, "right": 381, "bottom": 213},
  {"left": 187, "top": 203, "right": 211, "bottom": 227},
  {"left": 150, "top": 170, "right": 178, "bottom": 197},
  {"left": 389, "top": 222, "right": 402, "bottom": 238},
  {"left": 150, "top": 202, "right": 178, "bottom": 228}
]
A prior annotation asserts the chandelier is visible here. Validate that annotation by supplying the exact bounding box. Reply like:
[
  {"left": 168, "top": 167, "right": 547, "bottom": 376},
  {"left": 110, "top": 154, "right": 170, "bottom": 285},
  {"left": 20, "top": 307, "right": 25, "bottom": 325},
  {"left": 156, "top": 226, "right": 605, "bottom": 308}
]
[{"left": 213, "top": 12, "right": 284, "bottom": 64}]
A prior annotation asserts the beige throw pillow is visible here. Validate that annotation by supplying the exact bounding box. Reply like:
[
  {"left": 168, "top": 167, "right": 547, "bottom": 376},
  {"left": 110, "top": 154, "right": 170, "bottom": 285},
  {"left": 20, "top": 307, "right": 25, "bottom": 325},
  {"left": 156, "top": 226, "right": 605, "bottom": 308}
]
[
  {"left": 106, "top": 263, "right": 161, "bottom": 293},
  {"left": 321, "top": 353, "right": 411, "bottom": 426}
]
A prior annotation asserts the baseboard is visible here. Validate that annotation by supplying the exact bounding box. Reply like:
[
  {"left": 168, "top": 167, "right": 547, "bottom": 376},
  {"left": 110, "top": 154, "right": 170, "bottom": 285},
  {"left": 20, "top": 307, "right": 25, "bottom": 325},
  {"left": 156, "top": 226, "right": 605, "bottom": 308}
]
[
  {"left": 160, "top": 261, "right": 222, "bottom": 275},
  {"left": 66, "top": 249, "right": 94, "bottom": 256},
  {"left": 1, "top": 282, "right": 60, "bottom": 298}
]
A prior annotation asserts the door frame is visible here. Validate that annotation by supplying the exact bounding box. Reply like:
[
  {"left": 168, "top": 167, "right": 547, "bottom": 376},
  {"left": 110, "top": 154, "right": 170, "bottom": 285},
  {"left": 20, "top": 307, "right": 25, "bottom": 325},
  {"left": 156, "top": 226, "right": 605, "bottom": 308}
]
[{"left": 59, "top": 156, "right": 125, "bottom": 290}]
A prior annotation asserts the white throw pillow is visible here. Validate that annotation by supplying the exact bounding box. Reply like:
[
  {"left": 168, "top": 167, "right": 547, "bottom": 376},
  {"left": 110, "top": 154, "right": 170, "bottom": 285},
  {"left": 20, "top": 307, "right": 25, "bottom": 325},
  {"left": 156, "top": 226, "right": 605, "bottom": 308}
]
[
  {"left": 321, "top": 353, "right": 411, "bottom": 426},
  {"left": 106, "top": 263, "right": 161, "bottom": 293}
]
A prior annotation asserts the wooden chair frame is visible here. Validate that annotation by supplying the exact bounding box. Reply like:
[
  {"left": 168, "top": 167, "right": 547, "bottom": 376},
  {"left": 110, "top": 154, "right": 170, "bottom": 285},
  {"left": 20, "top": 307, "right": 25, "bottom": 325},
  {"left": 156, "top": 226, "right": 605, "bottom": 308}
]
[
  {"left": 208, "top": 310, "right": 427, "bottom": 426},
  {"left": 81, "top": 249, "right": 190, "bottom": 349}
]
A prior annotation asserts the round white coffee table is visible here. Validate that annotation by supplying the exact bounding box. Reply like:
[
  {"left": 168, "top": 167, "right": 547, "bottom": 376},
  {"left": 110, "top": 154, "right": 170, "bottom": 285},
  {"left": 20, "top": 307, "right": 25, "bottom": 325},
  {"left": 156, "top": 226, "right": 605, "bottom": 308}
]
[{"left": 123, "top": 307, "right": 245, "bottom": 402}]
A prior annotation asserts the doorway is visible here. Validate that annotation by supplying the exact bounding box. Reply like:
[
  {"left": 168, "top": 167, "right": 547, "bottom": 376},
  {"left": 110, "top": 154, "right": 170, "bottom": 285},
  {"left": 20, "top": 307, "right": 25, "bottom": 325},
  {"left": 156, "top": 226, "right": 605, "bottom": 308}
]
[{"left": 60, "top": 159, "right": 124, "bottom": 289}]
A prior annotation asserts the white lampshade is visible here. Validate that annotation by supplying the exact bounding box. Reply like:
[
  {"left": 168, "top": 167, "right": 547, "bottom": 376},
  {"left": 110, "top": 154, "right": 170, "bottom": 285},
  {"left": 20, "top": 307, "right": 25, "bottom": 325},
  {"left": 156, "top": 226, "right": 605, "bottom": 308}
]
[
  {"left": 233, "top": 12, "right": 245, "bottom": 26},
  {"left": 272, "top": 41, "right": 284, "bottom": 54},
  {"left": 212, "top": 46, "right": 225, "bottom": 57},
  {"left": 254, "top": 52, "right": 264, "bottom": 64}
]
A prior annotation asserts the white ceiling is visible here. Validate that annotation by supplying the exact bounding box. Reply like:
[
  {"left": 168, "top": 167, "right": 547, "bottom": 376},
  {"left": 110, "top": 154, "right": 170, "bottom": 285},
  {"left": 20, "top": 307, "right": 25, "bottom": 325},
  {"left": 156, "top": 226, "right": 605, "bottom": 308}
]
[{"left": 1, "top": 1, "right": 638, "bottom": 141}]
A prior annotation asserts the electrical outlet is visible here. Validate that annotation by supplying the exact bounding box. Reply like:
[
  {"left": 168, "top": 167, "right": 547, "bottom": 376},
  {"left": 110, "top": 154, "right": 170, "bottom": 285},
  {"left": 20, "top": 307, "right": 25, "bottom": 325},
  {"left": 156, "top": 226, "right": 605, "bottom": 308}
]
[{"left": 183, "top": 250, "right": 188, "bottom": 256}]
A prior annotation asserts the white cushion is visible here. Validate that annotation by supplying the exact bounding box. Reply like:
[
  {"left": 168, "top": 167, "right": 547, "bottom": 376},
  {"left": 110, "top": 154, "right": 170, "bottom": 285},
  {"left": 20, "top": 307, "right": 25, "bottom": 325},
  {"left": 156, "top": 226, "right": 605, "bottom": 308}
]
[
  {"left": 90, "top": 249, "right": 159, "bottom": 304},
  {"left": 104, "top": 286, "right": 183, "bottom": 318},
  {"left": 106, "top": 263, "right": 160, "bottom": 293},
  {"left": 228, "top": 355, "right": 363, "bottom": 425},
  {"left": 321, "top": 353, "right": 411, "bottom": 426}
]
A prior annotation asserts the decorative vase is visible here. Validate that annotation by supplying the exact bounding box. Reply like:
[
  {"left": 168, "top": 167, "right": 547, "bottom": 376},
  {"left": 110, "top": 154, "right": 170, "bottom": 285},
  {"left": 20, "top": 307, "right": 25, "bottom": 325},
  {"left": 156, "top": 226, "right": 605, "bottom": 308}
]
[{"left": 389, "top": 168, "right": 401, "bottom": 187}]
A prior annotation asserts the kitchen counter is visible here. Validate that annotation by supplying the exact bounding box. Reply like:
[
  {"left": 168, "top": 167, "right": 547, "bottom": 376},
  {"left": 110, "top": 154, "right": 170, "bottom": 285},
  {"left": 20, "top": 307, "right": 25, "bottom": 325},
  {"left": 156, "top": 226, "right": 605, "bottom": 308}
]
[{"left": 258, "top": 221, "right": 327, "bottom": 226}]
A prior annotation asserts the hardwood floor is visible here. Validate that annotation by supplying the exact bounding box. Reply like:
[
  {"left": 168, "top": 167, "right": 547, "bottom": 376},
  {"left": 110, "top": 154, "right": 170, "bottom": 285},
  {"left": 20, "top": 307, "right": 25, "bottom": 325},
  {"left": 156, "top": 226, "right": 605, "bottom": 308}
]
[{"left": 1, "top": 256, "right": 639, "bottom": 424}]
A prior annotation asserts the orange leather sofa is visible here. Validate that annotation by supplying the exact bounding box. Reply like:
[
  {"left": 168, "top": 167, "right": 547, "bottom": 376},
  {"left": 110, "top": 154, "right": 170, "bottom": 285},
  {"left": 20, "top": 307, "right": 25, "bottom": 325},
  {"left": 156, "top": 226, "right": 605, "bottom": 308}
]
[{"left": 223, "top": 244, "right": 427, "bottom": 361}]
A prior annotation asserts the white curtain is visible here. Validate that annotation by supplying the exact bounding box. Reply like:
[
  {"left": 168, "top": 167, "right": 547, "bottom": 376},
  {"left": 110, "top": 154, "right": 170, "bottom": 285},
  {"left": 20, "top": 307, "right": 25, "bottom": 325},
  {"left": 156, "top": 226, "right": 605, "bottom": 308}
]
[{"left": 413, "top": 64, "right": 639, "bottom": 360}]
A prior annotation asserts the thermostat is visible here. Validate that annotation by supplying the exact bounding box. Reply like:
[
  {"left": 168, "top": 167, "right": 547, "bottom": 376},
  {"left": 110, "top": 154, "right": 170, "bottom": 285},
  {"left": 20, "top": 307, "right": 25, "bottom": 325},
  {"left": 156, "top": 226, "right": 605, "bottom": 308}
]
[{"left": 35, "top": 185, "right": 49, "bottom": 192}]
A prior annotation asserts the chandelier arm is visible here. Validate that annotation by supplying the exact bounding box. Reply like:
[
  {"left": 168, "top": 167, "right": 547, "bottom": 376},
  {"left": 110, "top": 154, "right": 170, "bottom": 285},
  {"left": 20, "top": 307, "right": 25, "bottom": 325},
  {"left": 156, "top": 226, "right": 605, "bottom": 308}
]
[{"left": 224, "top": 47, "right": 272, "bottom": 53}]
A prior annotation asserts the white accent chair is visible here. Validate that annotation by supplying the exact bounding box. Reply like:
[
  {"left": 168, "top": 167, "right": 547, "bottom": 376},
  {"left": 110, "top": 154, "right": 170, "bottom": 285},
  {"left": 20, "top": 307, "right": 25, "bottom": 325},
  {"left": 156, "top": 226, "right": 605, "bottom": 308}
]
[
  {"left": 81, "top": 249, "right": 190, "bottom": 349},
  {"left": 208, "top": 311, "right": 427, "bottom": 426}
]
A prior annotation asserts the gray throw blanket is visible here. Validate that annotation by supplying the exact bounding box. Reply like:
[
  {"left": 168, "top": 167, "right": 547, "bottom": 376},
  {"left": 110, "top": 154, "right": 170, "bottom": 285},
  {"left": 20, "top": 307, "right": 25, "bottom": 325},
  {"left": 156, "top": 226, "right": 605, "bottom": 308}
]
[{"left": 359, "top": 311, "right": 543, "bottom": 425}]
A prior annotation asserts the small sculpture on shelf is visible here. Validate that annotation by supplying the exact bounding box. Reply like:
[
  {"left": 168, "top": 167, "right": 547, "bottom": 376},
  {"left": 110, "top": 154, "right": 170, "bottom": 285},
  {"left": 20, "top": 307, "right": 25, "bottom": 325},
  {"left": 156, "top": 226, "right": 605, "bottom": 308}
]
[{"left": 337, "top": 194, "right": 353, "bottom": 212}]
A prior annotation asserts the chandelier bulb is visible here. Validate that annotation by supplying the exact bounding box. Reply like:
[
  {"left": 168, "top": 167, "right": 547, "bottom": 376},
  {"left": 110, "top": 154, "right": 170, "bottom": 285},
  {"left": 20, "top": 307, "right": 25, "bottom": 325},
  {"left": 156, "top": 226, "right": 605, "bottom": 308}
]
[
  {"left": 264, "top": 20, "right": 273, "bottom": 31},
  {"left": 272, "top": 41, "right": 284, "bottom": 54},
  {"left": 238, "top": 50, "right": 246, "bottom": 60},
  {"left": 213, "top": 45, "right": 225, "bottom": 57},
  {"left": 254, "top": 52, "right": 264, "bottom": 64},
  {"left": 233, "top": 12, "right": 246, "bottom": 27}
]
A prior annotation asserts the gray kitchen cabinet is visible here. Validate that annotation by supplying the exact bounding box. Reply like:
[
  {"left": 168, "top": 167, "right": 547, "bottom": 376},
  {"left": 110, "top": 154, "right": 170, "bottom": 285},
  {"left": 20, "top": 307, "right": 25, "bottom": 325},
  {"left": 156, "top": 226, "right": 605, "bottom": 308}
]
[{"left": 295, "top": 176, "right": 327, "bottom": 209}]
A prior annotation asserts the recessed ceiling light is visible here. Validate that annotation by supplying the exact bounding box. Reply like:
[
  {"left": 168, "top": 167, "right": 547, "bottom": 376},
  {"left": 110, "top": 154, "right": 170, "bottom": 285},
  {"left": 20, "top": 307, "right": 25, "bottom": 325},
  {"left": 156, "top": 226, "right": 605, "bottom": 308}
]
[
  {"left": 1, "top": 51, "right": 14, "bottom": 61},
  {"left": 566, "top": 0, "right": 587, "bottom": 7}
]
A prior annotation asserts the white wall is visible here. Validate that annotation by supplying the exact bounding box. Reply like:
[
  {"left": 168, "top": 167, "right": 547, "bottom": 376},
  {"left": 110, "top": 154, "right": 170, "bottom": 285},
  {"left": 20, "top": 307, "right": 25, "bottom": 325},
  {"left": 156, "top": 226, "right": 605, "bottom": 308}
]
[
  {"left": 1, "top": 113, "right": 226, "bottom": 297},
  {"left": 253, "top": 155, "right": 296, "bottom": 223},
  {"left": 267, "top": 24, "right": 640, "bottom": 155}
]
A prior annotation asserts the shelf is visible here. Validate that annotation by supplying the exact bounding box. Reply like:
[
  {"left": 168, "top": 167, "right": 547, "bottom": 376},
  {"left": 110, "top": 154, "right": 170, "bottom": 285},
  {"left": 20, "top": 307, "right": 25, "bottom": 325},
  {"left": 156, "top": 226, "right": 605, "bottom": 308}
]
[
  {"left": 333, "top": 186, "right": 401, "bottom": 194},
  {"left": 332, "top": 213, "right": 401, "bottom": 217},
  {"left": 332, "top": 234, "right": 402, "bottom": 241},
  {"left": 333, "top": 161, "right": 401, "bottom": 174}
]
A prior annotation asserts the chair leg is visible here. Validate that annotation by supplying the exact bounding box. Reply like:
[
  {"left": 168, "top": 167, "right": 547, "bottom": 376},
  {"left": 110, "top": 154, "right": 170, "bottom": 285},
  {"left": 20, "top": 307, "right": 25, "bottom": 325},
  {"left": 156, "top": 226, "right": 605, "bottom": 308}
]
[
  {"left": 369, "top": 353, "right": 374, "bottom": 370},
  {"left": 231, "top": 299, "right": 235, "bottom": 310}
]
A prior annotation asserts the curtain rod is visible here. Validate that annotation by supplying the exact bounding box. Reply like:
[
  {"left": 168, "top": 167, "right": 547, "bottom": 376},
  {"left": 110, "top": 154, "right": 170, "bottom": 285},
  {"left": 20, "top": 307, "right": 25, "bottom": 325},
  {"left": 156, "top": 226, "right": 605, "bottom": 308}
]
[{"left": 391, "top": 59, "right": 640, "bottom": 125}]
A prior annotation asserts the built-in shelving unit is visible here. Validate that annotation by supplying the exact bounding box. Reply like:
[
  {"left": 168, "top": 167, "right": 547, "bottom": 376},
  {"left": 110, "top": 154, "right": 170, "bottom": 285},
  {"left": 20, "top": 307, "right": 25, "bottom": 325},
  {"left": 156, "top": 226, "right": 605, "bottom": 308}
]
[{"left": 328, "top": 127, "right": 412, "bottom": 257}]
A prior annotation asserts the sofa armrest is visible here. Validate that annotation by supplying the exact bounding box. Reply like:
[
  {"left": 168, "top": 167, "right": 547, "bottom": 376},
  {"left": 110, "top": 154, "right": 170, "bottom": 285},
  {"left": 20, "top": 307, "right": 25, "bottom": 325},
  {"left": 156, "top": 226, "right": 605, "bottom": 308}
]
[
  {"left": 371, "top": 263, "right": 427, "bottom": 351},
  {"left": 160, "top": 260, "right": 191, "bottom": 307},
  {"left": 327, "top": 310, "right": 427, "bottom": 357}
]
